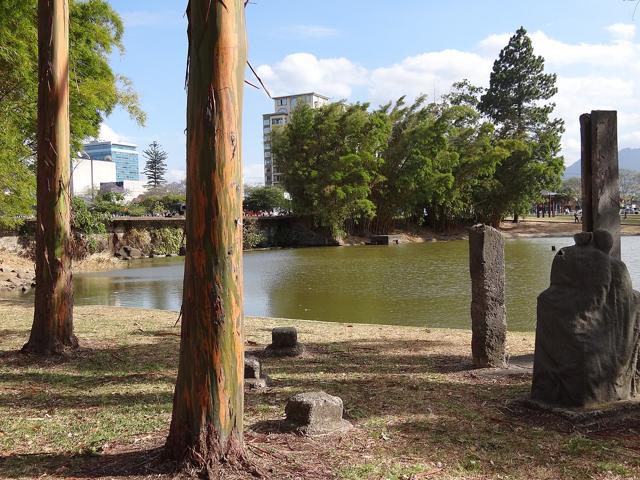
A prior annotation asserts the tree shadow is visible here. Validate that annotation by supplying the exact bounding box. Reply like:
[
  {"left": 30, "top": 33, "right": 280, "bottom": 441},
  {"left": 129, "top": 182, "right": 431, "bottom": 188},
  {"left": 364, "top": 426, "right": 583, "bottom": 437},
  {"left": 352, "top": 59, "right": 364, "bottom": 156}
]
[
  {"left": 0, "top": 325, "right": 538, "bottom": 478},
  {"left": 0, "top": 447, "right": 174, "bottom": 478},
  {"left": 0, "top": 296, "right": 32, "bottom": 308},
  {"left": 244, "top": 338, "right": 533, "bottom": 424},
  {"left": 1, "top": 335, "right": 179, "bottom": 371},
  {"left": 0, "top": 329, "right": 30, "bottom": 337},
  {"left": 0, "top": 334, "right": 179, "bottom": 411}
]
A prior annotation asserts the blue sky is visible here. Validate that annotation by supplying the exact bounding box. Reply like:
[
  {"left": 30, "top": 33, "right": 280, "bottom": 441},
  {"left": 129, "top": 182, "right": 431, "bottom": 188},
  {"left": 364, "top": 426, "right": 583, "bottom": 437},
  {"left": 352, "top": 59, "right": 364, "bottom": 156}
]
[{"left": 103, "top": 0, "right": 640, "bottom": 184}]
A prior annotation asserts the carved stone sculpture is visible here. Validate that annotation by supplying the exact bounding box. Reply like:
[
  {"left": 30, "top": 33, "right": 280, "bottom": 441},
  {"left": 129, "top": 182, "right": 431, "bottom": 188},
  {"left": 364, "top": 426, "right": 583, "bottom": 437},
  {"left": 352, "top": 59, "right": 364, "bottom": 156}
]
[{"left": 532, "top": 230, "right": 640, "bottom": 407}]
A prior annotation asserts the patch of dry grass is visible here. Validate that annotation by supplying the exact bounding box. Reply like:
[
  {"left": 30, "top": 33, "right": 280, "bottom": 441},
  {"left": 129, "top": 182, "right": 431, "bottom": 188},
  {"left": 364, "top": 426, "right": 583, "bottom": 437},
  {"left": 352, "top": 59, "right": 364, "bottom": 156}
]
[{"left": 0, "top": 302, "right": 638, "bottom": 479}]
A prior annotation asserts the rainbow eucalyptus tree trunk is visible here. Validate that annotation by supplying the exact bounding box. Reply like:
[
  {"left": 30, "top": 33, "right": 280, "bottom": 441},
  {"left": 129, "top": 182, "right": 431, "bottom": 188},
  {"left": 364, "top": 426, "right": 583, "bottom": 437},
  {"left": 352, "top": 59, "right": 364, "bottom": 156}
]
[
  {"left": 165, "top": 0, "right": 247, "bottom": 470},
  {"left": 23, "top": 0, "right": 76, "bottom": 355}
]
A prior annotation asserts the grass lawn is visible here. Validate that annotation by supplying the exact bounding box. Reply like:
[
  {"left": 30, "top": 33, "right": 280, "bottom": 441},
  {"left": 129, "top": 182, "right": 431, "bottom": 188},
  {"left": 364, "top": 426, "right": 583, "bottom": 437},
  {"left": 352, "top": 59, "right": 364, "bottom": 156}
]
[{"left": 0, "top": 302, "right": 639, "bottom": 479}]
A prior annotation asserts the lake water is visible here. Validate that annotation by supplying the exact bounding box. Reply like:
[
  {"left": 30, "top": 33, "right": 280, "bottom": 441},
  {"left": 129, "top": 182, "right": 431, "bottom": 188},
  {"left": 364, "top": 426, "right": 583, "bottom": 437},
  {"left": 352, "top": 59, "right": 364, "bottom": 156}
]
[{"left": 46, "top": 236, "right": 640, "bottom": 331}]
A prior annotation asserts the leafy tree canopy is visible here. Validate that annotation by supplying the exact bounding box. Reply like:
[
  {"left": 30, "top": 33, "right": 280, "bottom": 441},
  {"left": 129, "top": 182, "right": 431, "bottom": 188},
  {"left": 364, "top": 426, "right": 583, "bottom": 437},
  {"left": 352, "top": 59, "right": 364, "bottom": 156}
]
[
  {"left": 619, "top": 169, "right": 640, "bottom": 203},
  {"left": 243, "top": 186, "right": 289, "bottom": 213},
  {"left": 477, "top": 26, "right": 565, "bottom": 224},
  {"left": 272, "top": 102, "right": 389, "bottom": 235},
  {"left": 0, "top": 0, "right": 145, "bottom": 227},
  {"left": 479, "top": 26, "right": 559, "bottom": 139}
]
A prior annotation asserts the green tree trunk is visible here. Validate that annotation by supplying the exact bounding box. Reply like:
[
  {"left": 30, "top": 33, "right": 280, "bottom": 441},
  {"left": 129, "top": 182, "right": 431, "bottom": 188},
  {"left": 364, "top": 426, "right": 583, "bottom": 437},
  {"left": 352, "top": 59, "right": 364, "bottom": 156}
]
[
  {"left": 165, "top": 0, "right": 247, "bottom": 471},
  {"left": 23, "top": 0, "right": 76, "bottom": 355}
]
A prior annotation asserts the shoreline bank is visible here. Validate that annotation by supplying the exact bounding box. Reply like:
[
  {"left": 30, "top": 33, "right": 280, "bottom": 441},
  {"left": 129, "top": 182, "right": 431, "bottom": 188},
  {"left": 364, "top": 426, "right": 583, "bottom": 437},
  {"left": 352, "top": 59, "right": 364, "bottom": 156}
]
[{"left": 1, "top": 220, "right": 638, "bottom": 284}]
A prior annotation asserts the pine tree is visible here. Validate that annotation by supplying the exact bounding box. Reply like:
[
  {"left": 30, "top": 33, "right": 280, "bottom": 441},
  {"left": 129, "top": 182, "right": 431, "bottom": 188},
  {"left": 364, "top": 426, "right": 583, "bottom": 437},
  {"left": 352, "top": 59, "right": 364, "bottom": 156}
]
[
  {"left": 476, "top": 27, "right": 565, "bottom": 225},
  {"left": 479, "top": 26, "right": 559, "bottom": 139},
  {"left": 143, "top": 141, "right": 168, "bottom": 188}
]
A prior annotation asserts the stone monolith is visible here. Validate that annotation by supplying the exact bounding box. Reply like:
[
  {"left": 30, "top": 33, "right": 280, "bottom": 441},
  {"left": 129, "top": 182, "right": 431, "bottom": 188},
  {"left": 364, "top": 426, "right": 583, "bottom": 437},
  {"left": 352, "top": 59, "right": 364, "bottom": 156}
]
[{"left": 469, "top": 224, "right": 506, "bottom": 368}]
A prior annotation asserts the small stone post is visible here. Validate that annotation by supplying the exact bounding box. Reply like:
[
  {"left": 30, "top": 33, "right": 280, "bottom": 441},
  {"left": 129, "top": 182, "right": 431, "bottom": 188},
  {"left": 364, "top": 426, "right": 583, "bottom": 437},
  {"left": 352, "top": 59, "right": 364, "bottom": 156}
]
[
  {"left": 580, "top": 111, "right": 621, "bottom": 260},
  {"left": 264, "top": 326, "right": 305, "bottom": 356},
  {"left": 468, "top": 224, "right": 506, "bottom": 368}
]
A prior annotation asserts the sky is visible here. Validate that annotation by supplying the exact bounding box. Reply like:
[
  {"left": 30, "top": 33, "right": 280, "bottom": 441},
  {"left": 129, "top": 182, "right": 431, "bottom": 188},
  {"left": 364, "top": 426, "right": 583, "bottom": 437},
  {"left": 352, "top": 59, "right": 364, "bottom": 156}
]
[{"left": 102, "top": 0, "right": 640, "bottom": 185}]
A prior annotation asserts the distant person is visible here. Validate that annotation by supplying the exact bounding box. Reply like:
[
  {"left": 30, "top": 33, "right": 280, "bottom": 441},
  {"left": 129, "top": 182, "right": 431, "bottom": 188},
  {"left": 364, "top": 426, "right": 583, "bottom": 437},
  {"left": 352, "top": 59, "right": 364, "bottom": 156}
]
[{"left": 574, "top": 212, "right": 580, "bottom": 223}]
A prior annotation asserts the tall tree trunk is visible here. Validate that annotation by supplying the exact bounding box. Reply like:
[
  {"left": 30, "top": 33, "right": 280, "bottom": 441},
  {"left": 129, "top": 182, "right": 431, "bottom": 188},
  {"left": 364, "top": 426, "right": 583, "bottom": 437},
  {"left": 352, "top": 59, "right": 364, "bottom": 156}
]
[
  {"left": 23, "top": 0, "right": 76, "bottom": 355},
  {"left": 165, "top": 0, "right": 247, "bottom": 472}
]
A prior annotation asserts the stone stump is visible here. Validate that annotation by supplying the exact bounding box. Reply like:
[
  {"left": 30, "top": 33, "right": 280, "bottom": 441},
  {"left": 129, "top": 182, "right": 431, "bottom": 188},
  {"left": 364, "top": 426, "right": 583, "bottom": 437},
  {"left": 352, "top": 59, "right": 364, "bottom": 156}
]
[
  {"left": 284, "top": 391, "right": 351, "bottom": 436},
  {"left": 532, "top": 230, "right": 640, "bottom": 407},
  {"left": 468, "top": 224, "right": 506, "bottom": 368},
  {"left": 244, "top": 355, "right": 269, "bottom": 391},
  {"left": 264, "top": 327, "right": 304, "bottom": 357}
]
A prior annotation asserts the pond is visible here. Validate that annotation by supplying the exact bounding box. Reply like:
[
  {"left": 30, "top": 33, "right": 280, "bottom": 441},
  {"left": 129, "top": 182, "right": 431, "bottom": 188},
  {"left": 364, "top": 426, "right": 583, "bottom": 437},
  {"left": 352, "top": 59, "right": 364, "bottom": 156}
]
[{"left": 48, "top": 236, "right": 640, "bottom": 331}]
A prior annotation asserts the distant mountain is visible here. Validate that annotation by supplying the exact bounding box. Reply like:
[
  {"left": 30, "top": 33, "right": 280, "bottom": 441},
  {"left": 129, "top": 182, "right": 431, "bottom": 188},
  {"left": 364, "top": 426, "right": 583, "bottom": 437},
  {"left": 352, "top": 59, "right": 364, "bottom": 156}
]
[{"left": 564, "top": 148, "right": 640, "bottom": 178}]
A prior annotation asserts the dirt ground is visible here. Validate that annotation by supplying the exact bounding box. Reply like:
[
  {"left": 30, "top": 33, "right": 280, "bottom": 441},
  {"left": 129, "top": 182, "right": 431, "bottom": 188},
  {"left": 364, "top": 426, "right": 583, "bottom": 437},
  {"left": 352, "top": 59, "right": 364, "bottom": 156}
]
[
  {"left": 499, "top": 220, "right": 640, "bottom": 238},
  {"left": 1, "top": 303, "right": 639, "bottom": 479}
]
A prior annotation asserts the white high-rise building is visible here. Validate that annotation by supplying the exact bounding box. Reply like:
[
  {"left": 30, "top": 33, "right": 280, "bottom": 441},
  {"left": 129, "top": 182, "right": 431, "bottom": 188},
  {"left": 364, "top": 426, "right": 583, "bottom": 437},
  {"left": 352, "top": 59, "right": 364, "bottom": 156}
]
[
  {"left": 71, "top": 151, "right": 116, "bottom": 198},
  {"left": 263, "top": 92, "right": 329, "bottom": 186}
]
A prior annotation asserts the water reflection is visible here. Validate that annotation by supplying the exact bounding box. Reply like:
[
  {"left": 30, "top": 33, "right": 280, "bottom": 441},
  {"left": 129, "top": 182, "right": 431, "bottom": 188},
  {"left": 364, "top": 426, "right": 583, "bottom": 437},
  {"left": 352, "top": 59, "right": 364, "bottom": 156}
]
[{"left": 6, "top": 237, "right": 639, "bottom": 331}]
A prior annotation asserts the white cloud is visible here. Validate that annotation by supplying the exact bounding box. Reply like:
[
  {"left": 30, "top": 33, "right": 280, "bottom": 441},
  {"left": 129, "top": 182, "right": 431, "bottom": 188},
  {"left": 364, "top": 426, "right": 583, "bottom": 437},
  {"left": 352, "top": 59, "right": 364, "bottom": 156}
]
[
  {"left": 529, "top": 31, "right": 638, "bottom": 69},
  {"left": 283, "top": 25, "right": 339, "bottom": 38},
  {"left": 255, "top": 53, "right": 367, "bottom": 98},
  {"left": 477, "top": 33, "right": 512, "bottom": 57},
  {"left": 606, "top": 23, "right": 636, "bottom": 41},
  {"left": 553, "top": 75, "right": 637, "bottom": 161},
  {"left": 257, "top": 26, "right": 640, "bottom": 165},
  {"left": 97, "top": 124, "right": 130, "bottom": 143},
  {"left": 369, "top": 50, "right": 491, "bottom": 103}
]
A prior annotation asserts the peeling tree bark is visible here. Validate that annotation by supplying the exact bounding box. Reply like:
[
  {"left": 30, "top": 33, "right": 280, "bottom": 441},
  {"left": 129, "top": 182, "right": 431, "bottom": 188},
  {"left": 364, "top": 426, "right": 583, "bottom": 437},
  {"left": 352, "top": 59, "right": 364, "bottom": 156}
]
[
  {"left": 165, "top": 0, "right": 247, "bottom": 472},
  {"left": 23, "top": 0, "right": 76, "bottom": 356}
]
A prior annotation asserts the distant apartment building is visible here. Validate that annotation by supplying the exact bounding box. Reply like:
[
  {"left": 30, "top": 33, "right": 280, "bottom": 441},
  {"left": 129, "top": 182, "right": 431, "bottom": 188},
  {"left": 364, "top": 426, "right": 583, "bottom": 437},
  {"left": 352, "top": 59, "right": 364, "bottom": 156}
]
[
  {"left": 263, "top": 92, "right": 329, "bottom": 186},
  {"left": 84, "top": 141, "right": 140, "bottom": 182}
]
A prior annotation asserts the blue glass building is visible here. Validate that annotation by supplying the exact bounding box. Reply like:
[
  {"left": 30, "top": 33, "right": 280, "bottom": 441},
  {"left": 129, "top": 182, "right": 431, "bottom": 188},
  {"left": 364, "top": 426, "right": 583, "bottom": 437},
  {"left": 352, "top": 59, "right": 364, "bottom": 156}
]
[{"left": 83, "top": 141, "right": 140, "bottom": 181}]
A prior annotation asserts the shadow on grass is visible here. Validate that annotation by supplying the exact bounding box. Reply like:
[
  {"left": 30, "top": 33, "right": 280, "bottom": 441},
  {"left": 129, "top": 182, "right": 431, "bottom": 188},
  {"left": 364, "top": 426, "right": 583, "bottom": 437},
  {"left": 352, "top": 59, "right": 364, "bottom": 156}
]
[
  {"left": 1, "top": 332, "right": 536, "bottom": 478},
  {"left": 0, "top": 447, "right": 174, "bottom": 478},
  {"left": 0, "top": 333, "right": 179, "bottom": 410},
  {"left": 1, "top": 333, "right": 179, "bottom": 372},
  {"left": 245, "top": 338, "right": 532, "bottom": 427},
  {"left": 0, "top": 329, "right": 30, "bottom": 337}
]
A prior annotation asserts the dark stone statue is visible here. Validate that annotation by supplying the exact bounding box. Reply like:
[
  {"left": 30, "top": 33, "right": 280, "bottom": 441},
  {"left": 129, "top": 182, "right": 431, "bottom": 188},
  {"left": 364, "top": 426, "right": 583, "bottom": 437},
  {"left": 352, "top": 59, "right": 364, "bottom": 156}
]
[{"left": 532, "top": 230, "right": 640, "bottom": 407}]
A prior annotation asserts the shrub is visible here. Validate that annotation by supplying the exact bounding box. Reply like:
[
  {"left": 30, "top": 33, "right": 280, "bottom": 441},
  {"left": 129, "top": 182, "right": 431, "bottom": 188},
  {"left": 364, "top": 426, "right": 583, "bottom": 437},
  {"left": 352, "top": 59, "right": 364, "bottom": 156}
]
[
  {"left": 150, "top": 227, "right": 183, "bottom": 255},
  {"left": 243, "top": 186, "right": 289, "bottom": 214},
  {"left": 70, "top": 233, "right": 108, "bottom": 260},
  {"left": 121, "top": 227, "right": 184, "bottom": 255},
  {"left": 71, "top": 197, "right": 108, "bottom": 234},
  {"left": 121, "top": 204, "right": 147, "bottom": 217},
  {"left": 132, "top": 193, "right": 186, "bottom": 216},
  {"left": 243, "top": 218, "right": 265, "bottom": 249},
  {"left": 92, "top": 192, "right": 127, "bottom": 215},
  {"left": 122, "top": 228, "right": 152, "bottom": 254}
]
